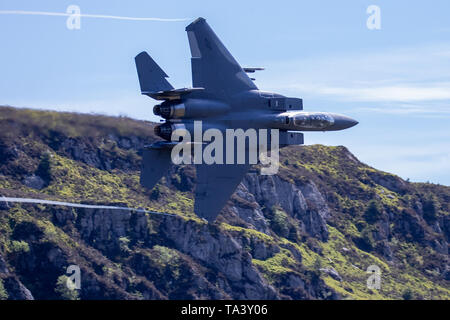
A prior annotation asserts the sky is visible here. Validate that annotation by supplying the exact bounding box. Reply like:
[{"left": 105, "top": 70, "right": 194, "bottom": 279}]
[{"left": 0, "top": 0, "right": 449, "bottom": 185}]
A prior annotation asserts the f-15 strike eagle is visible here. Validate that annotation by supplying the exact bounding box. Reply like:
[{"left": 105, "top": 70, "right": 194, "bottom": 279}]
[{"left": 135, "top": 17, "right": 358, "bottom": 222}]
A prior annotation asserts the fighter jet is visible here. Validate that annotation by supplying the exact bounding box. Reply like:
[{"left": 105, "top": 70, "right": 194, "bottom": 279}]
[{"left": 135, "top": 17, "right": 358, "bottom": 222}]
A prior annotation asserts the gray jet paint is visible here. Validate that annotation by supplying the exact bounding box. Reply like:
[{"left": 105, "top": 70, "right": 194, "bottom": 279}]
[{"left": 135, "top": 17, "right": 358, "bottom": 222}]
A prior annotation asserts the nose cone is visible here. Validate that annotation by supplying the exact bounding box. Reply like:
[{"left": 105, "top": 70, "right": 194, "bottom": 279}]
[{"left": 329, "top": 114, "right": 358, "bottom": 131}]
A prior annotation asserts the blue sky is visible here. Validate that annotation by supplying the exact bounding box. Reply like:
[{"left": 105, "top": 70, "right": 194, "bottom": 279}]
[{"left": 0, "top": 0, "right": 449, "bottom": 185}]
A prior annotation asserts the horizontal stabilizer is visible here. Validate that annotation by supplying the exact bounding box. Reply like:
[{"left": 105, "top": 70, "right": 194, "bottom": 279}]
[
  {"left": 135, "top": 51, "right": 173, "bottom": 95},
  {"left": 142, "top": 87, "right": 204, "bottom": 101}
]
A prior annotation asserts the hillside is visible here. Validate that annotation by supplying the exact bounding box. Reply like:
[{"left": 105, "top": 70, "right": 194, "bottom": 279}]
[{"left": 0, "top": 106, "right": 448, "bottom": 300}]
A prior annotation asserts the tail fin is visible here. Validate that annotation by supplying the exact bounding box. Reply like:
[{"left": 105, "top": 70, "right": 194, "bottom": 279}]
[{"left": 135, "top": 51, "right": 173, "bottom": 94}]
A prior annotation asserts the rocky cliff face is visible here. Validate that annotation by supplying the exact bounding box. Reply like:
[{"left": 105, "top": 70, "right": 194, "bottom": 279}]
[
  {"left": 0, "top": 106, "right": 448, "bottom": 300},
  {"left": 240, "top": 173, "right": 330, "bottom": 240}
]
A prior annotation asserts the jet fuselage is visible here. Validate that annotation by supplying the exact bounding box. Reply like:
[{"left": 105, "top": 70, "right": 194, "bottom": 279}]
[{"left": 153, "top": 89, "right": 358, "bottom": 141}]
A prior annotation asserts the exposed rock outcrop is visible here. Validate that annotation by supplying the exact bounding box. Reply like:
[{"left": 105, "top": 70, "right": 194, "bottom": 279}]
[{"left": 240, "top": 173, "right": 329, "bottom": 241}]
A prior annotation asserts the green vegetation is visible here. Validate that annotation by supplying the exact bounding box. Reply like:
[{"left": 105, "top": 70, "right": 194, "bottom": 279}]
[
  {"left": 402, "top": 288, "right": 414, "bottom": 300},
  {"left": 152, "top": 245, "right": 180, "bottom": 267},
  {"left": 253, "top": 249, "right": 300, "bottom": 283},
  {"left": 36, "top": 151, "right": 53, "bottom": 186},
  {"left": 54, "top": 275, "right": 79, "bottom": 300},
  {"left": 9, "top": 240, "right": 30, "bottom": 254},
  {"left": 143, "top": 245, "right": 183, "bottom": 284},
  {"left": 119, "top": 237, "right": 131, "bottom": 253},
  {"left": 221, "top": 223, "right": 275, "bottom": 244},
  {"left": 364, "top": 200, "right": 383, "bottom": 224},
  {"left": 0, "top": 279, "right": 8, "bottom": 300},
  {"left": 266, "top": 206, "right": 290, "bottom": 238}
]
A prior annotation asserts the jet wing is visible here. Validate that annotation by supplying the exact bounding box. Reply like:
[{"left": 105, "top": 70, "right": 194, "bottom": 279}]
[
  {"left": 195, "top": 163, "right": 250, "bottom": 222},
  {"left": 142, "top": 87, "right": 204, "bottom": 101},
  {"left": 185, "top": 18, "right": 257, "bottom": 97},
  {"left": 135, "top": 52, "right": 204, "bottom": 101}
]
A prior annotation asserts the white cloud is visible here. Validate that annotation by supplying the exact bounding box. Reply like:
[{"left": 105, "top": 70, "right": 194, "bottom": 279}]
[
  {"left": 316, "top": 84, "right": 450, "bottom": 102},
  {"left": 286, "top": 82, "right": 450, "bottom": 103},
  {"left": 354, "top": 105, "right": 450, "bottom": 116},
  {"left": 260, "top": 43, "right": 450, "bottom": 115}
]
